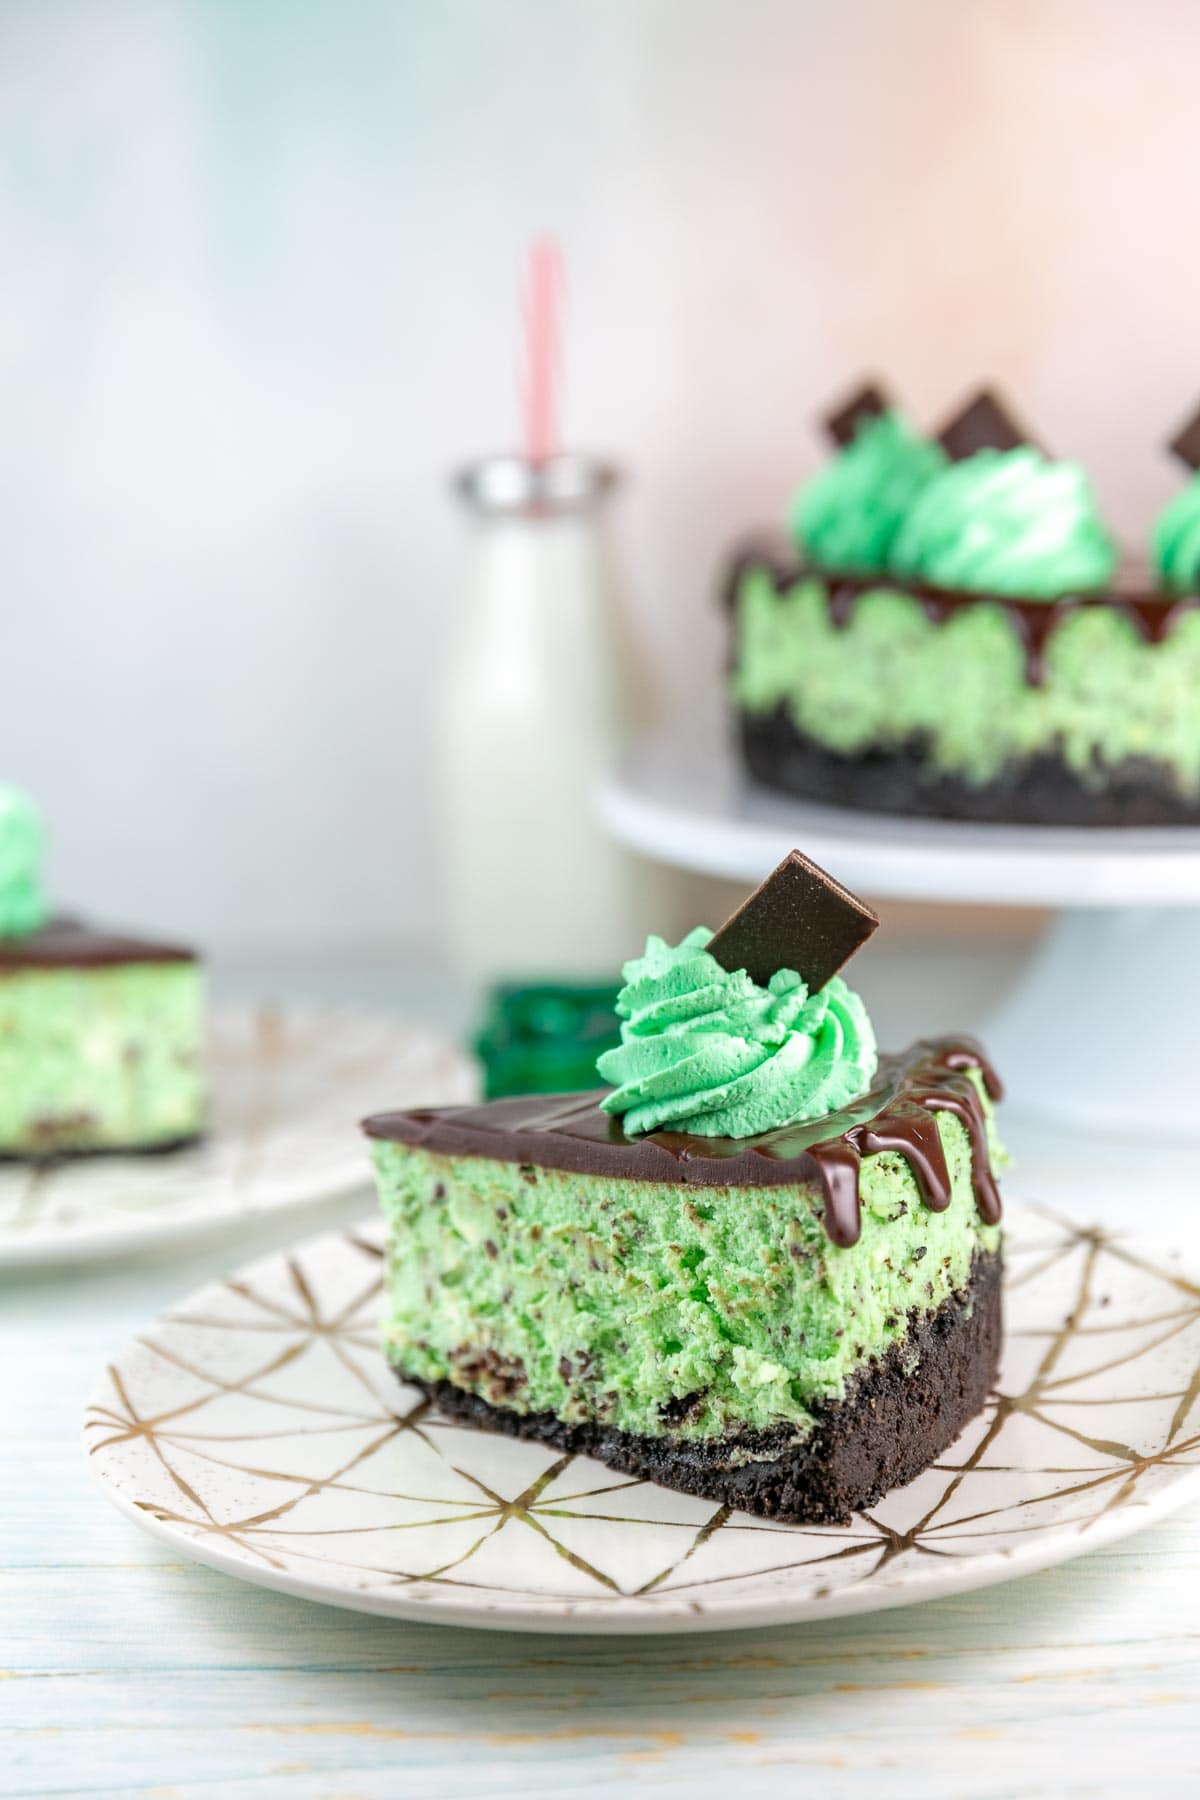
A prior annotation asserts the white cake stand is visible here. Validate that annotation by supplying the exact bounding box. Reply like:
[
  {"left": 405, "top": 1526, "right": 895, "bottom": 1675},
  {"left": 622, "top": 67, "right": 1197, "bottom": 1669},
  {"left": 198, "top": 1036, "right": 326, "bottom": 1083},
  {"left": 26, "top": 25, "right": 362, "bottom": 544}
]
[{"left": 598, "top": 729, "right": 1200, "bottom": 1136}]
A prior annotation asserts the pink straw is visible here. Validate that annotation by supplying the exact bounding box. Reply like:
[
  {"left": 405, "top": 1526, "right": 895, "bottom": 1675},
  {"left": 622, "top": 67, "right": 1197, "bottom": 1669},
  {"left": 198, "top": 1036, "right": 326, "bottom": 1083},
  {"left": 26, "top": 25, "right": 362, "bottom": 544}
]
[{"left": 519, "top": 236, "right": 565, "bottom": 466}]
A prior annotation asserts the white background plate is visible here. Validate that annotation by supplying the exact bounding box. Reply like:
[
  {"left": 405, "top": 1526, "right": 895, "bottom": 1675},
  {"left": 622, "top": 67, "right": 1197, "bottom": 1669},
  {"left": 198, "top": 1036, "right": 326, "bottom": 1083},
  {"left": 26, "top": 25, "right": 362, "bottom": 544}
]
[
  {"left": 85, "top": 1200, "right": 1200, "bottom": 1634},
  {"left": 0, "top": 1004, "right": 477, "bottom": 1268}
]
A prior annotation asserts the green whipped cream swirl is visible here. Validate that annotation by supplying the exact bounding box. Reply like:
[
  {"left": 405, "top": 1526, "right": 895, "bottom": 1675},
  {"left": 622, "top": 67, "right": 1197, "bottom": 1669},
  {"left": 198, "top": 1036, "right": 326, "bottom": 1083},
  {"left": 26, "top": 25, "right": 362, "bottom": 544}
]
[
  {"left": 889, "top": 446, "right": 1117, "bottom": 598},
  {"left": 0, "top": 786, "right": 47, "bottom": 939},
  {"left": 596, "top": 926, "right": 877, "bottom": 1139},
  {"left": 1153, "top": 478, "right": 1200, "bottom": 594},
  {"left": 790, "top": 410, "right": 947, "bottom": 574}
]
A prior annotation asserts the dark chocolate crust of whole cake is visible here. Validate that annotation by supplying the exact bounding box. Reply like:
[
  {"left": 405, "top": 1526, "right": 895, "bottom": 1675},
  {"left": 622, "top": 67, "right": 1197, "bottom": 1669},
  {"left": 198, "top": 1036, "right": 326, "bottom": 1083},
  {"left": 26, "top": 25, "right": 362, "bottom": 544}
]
[
  {"left": 739, "top": 707, "right": 1200, "bottom": 828},
  {"left": 0, "top": 916, "right": 197, "bottom": 971},
  {"left": 398, "top": 1250, "right": 1001, "bottom": 1527}
]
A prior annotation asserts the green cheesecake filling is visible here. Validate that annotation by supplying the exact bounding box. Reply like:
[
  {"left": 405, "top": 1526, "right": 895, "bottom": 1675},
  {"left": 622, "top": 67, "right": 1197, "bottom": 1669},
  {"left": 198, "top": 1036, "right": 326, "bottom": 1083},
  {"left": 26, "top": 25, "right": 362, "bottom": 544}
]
[
  {"left": 0, "top": 961, "right": 204, "bottom": 1154},
  {"left": 732, "top": 567, "right": 1200, "bottom": 794},
  {"left": 375, "top": 1072, "right": 1001, "bottom": 1443}
]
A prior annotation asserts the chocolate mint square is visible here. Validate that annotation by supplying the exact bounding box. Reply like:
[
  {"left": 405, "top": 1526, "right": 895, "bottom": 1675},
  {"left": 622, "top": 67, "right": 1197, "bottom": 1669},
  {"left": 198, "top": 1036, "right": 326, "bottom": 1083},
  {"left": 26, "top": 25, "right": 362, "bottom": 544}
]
[
  {"left": 707, "top": 850, "right": 879, "bottom": 991},
  {"left": 824, "top": 381, "right": 892, "bottom": 449},
  {"left": 938, "top": 388, "right": 1033, "bottom": 460},
  {"left": 1168, "top": 404, "right": 1200, "bottom": 471}
]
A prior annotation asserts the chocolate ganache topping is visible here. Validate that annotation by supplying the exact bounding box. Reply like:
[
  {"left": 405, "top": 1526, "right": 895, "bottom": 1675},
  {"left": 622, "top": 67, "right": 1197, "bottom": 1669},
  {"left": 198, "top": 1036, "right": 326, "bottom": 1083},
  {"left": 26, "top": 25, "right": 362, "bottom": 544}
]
[
  {"left": 0, "top": 917, "right": 195, "bottom": 969},
  {"left": 363, "top": 1036, "right": 1003, "bottom": 1249},
  {"left": 724, "top": 540, "right": 1196, "bottom": 688}
]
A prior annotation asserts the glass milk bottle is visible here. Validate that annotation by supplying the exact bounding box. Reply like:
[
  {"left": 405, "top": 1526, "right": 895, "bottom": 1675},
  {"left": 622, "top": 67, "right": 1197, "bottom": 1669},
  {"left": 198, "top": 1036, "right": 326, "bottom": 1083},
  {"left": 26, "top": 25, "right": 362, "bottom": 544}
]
[{"left": 437, "top": 453, "right": 647, "bottom": 987}]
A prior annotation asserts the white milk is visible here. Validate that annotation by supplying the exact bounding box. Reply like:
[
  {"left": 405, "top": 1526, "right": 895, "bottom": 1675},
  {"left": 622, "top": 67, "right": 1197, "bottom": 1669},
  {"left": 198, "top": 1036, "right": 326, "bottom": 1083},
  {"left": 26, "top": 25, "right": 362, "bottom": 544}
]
[{"left": 436, "top": 454, "right": 650, "bottom": 987}]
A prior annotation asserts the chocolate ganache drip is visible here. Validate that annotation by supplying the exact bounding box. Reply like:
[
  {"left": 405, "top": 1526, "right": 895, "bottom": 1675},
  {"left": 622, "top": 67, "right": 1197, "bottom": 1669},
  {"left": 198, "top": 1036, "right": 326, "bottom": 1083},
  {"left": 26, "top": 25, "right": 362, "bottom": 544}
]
[
  {"left": 804, "top": 1042, "right": 1002, "bottom": 1246},
  {"left": 724, "top": 545, "right": 1196, "bottom": 689},
  {"left": 363, "top": 1036, "right": 1003, "bottom": 1249}
]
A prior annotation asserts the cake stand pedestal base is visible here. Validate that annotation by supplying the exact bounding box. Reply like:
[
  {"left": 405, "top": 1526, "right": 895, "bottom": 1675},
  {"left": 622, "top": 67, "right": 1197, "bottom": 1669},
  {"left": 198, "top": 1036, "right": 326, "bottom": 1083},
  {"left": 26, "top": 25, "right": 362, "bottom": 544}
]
[{"left": 985, "top": 905, "right": 1200, "bottom": 1136}]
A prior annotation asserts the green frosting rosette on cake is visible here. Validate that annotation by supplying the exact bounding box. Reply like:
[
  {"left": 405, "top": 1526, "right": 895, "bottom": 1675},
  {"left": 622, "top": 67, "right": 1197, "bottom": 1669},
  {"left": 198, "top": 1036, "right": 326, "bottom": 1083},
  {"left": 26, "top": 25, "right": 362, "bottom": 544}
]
[
  {"left": 889, "top": 446, "right": 1117, "bottom": 598},
  {"left": 1152, "top": 476, "right": 1200, "bottom": 594},
  {"left": 597, "top": 926, "right": 877, "bottom": 1138},
  {"left": 790, "top": 410, "right": 947, "bottom": 575},
  {"left": 0, "top": 786, "right": 47, "bottom": 939}
]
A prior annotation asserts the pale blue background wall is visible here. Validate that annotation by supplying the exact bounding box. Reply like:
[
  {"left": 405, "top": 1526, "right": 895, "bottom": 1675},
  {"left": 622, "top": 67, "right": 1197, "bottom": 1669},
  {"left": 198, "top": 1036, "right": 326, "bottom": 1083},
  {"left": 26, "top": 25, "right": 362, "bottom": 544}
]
[{"left": 3, "top": 0, "right": 1197, "bottom": 953}]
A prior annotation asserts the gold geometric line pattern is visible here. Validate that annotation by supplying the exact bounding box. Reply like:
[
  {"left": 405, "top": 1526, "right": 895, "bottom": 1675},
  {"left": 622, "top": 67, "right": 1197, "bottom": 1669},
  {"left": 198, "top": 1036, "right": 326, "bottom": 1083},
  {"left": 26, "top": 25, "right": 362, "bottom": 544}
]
[{"left": 84, "top": 1201, "right": 1200, "bottom": 1619}]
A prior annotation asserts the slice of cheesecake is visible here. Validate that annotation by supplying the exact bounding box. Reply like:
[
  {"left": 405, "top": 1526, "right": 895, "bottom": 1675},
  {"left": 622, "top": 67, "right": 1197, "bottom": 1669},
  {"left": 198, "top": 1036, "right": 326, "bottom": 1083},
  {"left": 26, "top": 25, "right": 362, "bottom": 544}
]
[
  {"left": 0, "top": 918, "right": 203, "bottom": 1157},
  {"left": 363, "top": 1036, "right": 1003, "bottom": 1525}
]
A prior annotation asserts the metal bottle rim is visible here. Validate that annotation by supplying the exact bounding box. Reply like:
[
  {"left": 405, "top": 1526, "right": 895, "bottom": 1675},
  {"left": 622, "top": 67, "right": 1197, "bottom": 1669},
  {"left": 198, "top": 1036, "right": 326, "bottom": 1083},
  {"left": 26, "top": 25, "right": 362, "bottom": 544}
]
[{"left": 453, "top": 453, "right": 620, "bottom": 516}]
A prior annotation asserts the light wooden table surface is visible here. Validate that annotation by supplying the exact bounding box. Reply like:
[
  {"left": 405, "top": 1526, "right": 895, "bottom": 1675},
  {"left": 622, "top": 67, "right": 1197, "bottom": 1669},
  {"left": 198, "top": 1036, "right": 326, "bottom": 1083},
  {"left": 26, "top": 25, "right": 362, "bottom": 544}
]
[{"left": 4, "top": 946, "right": 1199, "bottom": 1798}]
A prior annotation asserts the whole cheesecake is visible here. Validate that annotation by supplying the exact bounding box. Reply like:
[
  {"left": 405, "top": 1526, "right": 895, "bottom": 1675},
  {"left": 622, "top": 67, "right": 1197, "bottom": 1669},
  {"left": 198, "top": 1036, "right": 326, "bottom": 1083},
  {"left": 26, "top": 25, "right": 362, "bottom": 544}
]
[
  {"left": 728, "top": 386, "right": 1200, "bottom": 826},
  {"left": 364, "top": 855, "right": 1006, "bottom": 1526}
]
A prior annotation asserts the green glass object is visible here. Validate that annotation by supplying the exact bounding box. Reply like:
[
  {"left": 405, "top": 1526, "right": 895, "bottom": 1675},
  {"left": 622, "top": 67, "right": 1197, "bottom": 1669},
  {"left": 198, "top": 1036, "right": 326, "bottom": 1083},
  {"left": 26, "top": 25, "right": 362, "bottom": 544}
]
[{"left": 474, "top": 982, "right": 623, "bottom": 1099}]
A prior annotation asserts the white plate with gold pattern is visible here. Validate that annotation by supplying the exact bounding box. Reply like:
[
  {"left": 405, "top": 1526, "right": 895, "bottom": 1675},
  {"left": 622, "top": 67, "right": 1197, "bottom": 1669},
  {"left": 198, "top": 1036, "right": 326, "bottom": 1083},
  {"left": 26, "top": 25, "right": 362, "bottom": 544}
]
[
  {"left": 0, "top": 1005, "right": 477, "bottom": 1267},
  {"left": 85, "top": 1200, "right": 1200, "bottom": 1633}
]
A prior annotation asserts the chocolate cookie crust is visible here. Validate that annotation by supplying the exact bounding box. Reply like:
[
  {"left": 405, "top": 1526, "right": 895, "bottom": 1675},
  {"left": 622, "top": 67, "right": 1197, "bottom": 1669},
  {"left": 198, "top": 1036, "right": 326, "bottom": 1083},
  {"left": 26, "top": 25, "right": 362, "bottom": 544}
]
[
  {"left": 740, "top": 708, "right": 1200, "bottom": 828},
  {"left": 0, "top": 1131, "right": 202, "bottom": 1165},
  {"left": 396, "top": 1250, "right": 1002, "bottom": 1526}
]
